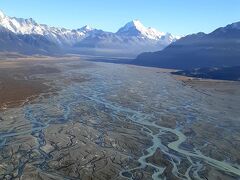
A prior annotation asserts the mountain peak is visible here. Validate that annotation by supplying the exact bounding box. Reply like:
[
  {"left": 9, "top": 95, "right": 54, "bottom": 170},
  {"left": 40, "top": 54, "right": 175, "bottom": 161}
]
[
  {"left": 82, "top": 25, "right": 93, "bottom": 30},
  {"left": 211, "top": 21, "right": 240, "bottom": 36},
  {"left": 119, "top": 20, "right": 146, "bottom": 33},
  {"left": 78, "top": 25, "right": 94, "bottom": 32},
  {"left": 0, "top": 11, "right": 178, "bottom": 54},
  {"left": 229, "top": 21, "right": 240, "bottom": 30},
  {"left": 0, "top": 10, "right": 6, "bottom": 19},
  {"left": 117, "top": 20, "right": 168, "bottom": 40},
  {"left": 127, "top": 20, "right": 145, "bottom": 29}
]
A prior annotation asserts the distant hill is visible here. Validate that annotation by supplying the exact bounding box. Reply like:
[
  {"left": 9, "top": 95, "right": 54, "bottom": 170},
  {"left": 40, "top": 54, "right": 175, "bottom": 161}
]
[
  {"left": 173, "top": 66, "right": 240, "bottom": 81},
  {"left": 133, "top": 21, "right": 240, "bottom": 70}
]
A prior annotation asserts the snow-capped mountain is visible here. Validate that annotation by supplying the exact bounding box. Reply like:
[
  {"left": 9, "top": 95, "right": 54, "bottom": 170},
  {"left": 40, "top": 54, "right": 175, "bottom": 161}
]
[
  {"left": 77, "top": 25, "right": 95, "bottom": 33},
  {"left": 0, "top": 10, "right": 91, "bottom": 46},
  {"left": 116, "top": 20, "right": 177, "bottom": 47},
  {"left": 0, "top": 10, "right": 179, "bottom": 56},
  {"left": 0, "top": 25, "right": 58, "bottom": 54},
  {"left": 116, "top": 20, "right": 179, "bottom": 46},
  {"left": 117, "top": 20, "right": 166, "bottom": 40},
  {"left": 75, "top": 20, "right": 178, "bottom": 54}
]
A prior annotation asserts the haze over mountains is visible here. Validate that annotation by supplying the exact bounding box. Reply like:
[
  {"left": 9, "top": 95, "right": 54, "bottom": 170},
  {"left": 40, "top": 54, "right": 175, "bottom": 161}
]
[{"left": 0, "top": 10, "right": 178, "bottom": 56}]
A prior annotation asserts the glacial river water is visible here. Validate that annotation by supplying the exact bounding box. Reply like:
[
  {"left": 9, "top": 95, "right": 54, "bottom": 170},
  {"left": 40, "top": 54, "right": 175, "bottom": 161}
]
[{"left": 0, "top": 60, "right": 240, "bottom": 179}]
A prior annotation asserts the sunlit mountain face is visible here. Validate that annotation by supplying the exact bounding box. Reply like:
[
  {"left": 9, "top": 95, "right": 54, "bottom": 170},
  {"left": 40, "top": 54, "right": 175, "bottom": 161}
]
[{"left": 0, "top": 11, "right": 178, "bottom": 56}]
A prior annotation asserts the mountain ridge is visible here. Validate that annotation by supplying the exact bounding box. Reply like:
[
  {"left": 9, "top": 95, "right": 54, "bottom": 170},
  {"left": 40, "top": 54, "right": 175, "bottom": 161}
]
[
  {"left": 133, "top": 20, "right": 240, "bottom": 69},
  {"left": 0, "top": 10, "right": 178, "bottom": 55}
]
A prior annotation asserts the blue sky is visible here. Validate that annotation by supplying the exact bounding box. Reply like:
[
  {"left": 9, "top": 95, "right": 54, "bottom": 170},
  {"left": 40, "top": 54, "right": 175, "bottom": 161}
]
[{"left": 0, "top": 0, "right": 239, "bottom": 36}]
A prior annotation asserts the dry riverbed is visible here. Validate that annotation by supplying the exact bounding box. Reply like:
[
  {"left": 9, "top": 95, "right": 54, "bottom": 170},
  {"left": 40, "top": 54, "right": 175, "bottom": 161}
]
[{"left": 0, "top": 57, "right": 239, "bottom": 179}]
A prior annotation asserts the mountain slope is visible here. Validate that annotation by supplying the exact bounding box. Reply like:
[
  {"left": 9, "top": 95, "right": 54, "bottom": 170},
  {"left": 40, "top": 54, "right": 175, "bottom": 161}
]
[
  {"left": 0, "top": 26, "right": 58, "bottom": 54},
  {"left": 0, "top": 10, "right": 89, "bottom": 46},
  {"left": 0, "top": 10, "right": 178, "bottom": 55},
  {"left": 74, "top": 20, "right": 178, "bottom": 55},
  {"left": 116, "top": 20, "right": 166, "bottom": 40},
  {"left": 133, "top": 21, "right": 240, "bottom": 69}
]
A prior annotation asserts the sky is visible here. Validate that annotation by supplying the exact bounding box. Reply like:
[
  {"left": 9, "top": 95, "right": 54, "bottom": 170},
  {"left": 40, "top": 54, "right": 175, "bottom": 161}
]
[{"left": 0, "top": 0, "right": 239, "bottom": 36}]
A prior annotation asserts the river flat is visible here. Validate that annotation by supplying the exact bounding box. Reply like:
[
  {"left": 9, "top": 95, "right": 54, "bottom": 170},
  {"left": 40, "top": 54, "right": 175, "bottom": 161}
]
[{"left": 0, "top": 57, "right": 239, "bottom": 180}]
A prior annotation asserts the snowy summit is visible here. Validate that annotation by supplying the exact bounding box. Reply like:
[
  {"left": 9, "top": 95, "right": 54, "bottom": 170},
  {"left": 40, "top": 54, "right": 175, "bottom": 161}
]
[
  {"left": 117, "top": 20, "right": 166, "bottom": 40},
  {"left": 0, "top": 10, "right": 179, "bottom": 55}
]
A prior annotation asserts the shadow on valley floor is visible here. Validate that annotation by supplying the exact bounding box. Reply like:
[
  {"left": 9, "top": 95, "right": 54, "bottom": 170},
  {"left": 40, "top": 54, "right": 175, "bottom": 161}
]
[{"left": 86, "top": 57, "right": 240, "bottom": 82}]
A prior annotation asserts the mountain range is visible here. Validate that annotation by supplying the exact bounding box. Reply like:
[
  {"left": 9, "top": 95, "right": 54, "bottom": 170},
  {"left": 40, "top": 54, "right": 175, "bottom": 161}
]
[
  {"left": 0, "top": 10, "right": 178, "bottom": 56},
  {"left": 1, "top": 9, "right": 240, "bottom": 75},
  {"left": 133, "top": 21, "right": 240, "bottom": 69}
]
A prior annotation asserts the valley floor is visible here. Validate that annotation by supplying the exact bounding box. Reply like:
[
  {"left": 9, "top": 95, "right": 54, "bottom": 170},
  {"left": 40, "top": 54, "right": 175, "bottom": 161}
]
[{"left": 0, "top": 56, "right": 240, "bottom": 180}]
